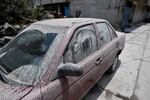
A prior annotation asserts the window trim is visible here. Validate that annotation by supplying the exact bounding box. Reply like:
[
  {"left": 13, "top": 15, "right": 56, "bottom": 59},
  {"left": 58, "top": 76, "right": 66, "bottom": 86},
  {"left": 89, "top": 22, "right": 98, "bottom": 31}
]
[
  {"left": 96, "top": 22, "right": 117, "bottom": 38},
  {"left": 106, "top": 24, "right": 117, "bottom": 40},
  {"left": 95, "top": 22, "right": 112, "bottom": 48},
  {"left": 63, "top": 23, "right": 98, "bottom": 64}
]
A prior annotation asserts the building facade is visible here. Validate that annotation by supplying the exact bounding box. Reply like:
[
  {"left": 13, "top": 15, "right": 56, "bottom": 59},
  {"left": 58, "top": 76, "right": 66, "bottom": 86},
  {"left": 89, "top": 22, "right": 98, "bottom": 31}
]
[
  {"left": 70, "top": 0, "right": 125, "bottom": 26},
  {"left": 31, "top": 0, "right": 150, "bottom": 26},
  {"left": 70, "top": 0, "right": 150, "bottom": 26},
  {"left": 31, "top": 0, "right": 70, "bottom": 17}
]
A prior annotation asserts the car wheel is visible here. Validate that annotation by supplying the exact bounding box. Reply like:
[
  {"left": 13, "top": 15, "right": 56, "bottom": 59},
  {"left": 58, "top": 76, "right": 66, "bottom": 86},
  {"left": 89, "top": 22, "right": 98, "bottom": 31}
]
[{"left": 107, "top": 56, "right": 119, "bottom": 74}]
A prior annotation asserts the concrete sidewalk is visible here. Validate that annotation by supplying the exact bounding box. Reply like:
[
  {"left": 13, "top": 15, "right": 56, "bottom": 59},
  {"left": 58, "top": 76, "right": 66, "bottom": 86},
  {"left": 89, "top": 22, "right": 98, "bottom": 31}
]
[{"left": 83, "top": 23, "right": 150, "bottom": 100}]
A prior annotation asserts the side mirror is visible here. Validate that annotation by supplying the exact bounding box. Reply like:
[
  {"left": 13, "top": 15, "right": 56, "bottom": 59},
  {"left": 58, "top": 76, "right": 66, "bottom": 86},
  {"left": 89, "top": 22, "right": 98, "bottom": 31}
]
[{"left": 57, "top": 63, "right": 83, "bottom": 77}]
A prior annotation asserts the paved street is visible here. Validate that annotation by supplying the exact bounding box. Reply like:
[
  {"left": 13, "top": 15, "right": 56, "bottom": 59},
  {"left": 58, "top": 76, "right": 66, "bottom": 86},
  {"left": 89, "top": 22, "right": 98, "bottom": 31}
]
[{"left": 83, "top": 23, "right": 150, "bottom": 100}]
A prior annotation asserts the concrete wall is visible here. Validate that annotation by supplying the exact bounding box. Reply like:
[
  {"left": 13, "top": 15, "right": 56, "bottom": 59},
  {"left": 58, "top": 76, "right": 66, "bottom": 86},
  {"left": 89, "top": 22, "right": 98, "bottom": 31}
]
[
  {"left": 31, "top": 0, "right": 149, "bottom": 25},
  {"left": 70, "top": 0, "right": 149, "bottom": 25},
  {"left": 70, "top": 0, "right": 126, "bottom": 25},
  {"left": 132, "top": 6, "right": 146, "bottom": 23}
]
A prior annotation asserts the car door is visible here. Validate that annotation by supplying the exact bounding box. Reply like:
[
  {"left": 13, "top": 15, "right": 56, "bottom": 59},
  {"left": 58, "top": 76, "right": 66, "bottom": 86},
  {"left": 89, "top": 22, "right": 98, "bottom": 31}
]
[
  {"left": 58, "top": 24, "right": 103, "bottom": 99},
  {"left": 40, "top": 24, "right": 103, "bottom": 100},
  {"left": 96, "top": 22, "right": 118, "bottom": 73}
]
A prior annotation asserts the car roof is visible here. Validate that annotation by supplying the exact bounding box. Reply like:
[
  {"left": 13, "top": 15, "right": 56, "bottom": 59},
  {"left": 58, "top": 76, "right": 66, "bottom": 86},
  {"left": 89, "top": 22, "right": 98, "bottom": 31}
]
[{"left": 33, "top": 18, "right": 106, "bottom": 27}]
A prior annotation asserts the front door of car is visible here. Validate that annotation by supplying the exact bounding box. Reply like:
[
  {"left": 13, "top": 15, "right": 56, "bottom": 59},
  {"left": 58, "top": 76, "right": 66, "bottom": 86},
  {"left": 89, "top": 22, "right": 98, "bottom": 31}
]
[
  {"left": 40, "top": 24, "right": 103, "bottom": 100},
  {"left": 96, "top": 22, "right": 118, "bottom": 73},
  {"left": 60, "top": 24, "right": 103, "bottom": 99}
]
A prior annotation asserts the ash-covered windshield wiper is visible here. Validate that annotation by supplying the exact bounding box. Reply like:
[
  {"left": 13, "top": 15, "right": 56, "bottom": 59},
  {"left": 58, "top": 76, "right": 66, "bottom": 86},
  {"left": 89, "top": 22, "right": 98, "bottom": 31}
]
[
  {"left": 0, "top": 65, "right": 33, "bottom": 86},
  {"left": 0, "top": 65, "right": 8, "bottom": 75},
  {"left": 0, "top": 65, "right": 9, "bottom": 83}
]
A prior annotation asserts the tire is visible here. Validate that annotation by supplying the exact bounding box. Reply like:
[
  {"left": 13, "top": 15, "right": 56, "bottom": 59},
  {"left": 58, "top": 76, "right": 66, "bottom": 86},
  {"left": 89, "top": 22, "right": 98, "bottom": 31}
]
[{"left": 107, "top": 56, "right": 119, "bottom": 74}]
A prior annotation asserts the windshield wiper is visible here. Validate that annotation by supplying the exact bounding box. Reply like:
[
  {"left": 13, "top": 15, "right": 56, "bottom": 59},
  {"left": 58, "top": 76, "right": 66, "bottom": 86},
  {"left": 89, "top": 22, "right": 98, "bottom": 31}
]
[
  {"left": 0, "top": 65, "right": 8, "bottom": 75},
  {"left": 0, "top": 69, "right": 26, "bottom": 85},
  {"left": 0, "top": 66, "right": 32, "bottom": 86},
  {"left": 0, "top": 70, "right": 9, "bottom": 83},
  {"left": 0, "top": 65, "right": 11, "bottom": 83}
]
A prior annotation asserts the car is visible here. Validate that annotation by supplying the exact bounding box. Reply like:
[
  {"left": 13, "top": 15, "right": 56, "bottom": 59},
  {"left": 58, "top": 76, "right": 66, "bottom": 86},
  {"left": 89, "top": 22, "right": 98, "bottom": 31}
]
[{"left": 0, "top": 18, "right": 125, "bottom": 100}]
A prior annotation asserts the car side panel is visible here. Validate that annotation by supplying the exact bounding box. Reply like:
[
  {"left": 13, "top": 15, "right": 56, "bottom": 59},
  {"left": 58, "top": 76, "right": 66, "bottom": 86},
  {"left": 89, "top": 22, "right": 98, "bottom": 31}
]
[
  {"left": 41, "top": 77, "right": 81, "bottom": 100},
  {"left": 101, "top": 38, "right": 119, "bottom": 72},
  {"left": 39, "top": 21, "right": 124, "bottom": 100},
  {"left": 41, "top": 51, "right": 102, "bottom": 100},
  {"left": 40, "top": 23, "right": 101, "bottom": 100},
  {"left": 56, "top": 51, "right": 103, "bottom": 100},
  {"left": 22, "top": 86, "right": 42, "bottom": 100}
]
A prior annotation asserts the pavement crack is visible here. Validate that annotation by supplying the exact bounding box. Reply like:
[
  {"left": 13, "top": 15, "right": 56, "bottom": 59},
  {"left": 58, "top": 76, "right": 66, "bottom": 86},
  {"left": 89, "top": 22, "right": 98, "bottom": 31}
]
[
  {"left": 114, "top": 92, "right": 129, "bottom": 100},
  {"left": 105, "top": 89, "right": 129, "bottom": 100},
  {"left": 98, "top": 85, "right": 130, "bottom": 100},
  {"left": 141, "top": 59, "right": 150, "bottom": 63}
]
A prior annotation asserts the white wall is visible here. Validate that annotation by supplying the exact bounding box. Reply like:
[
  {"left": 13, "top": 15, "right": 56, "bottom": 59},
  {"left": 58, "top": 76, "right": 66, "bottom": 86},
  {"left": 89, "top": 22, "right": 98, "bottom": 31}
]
[
  {"left": 70, "top": 0, "right": 126, "bottom": 25},
  {"left": 70, "top": 0, "right": 148, "bottom": 25},
  {"left": 132, "top": 6, "right": 146, "bottom": 23}
]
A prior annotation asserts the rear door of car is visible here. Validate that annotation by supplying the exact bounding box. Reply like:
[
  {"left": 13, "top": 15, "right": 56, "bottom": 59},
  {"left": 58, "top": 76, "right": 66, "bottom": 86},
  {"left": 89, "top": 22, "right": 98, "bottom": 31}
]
[{"left": 95, "top": 22, "right": 119, "bottom": 73}]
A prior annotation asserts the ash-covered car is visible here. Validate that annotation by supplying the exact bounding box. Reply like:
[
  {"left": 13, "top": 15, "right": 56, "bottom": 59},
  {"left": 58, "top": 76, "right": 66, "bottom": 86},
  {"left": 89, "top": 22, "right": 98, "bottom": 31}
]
[{"left": 0, "top": 18, "right": 125, "bottom": 100}]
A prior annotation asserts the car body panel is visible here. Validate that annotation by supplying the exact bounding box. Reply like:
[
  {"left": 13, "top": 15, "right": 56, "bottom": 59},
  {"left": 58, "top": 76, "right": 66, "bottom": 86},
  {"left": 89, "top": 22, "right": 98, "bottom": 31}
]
[
  {"left": 0, "top": 81, "right": 33, "bottom": 100},
  {"left": 0, "top": 18, "right": 125, "bottom": 100},
  {"left": 22, "top": 86, "right": 42, "bottom": 100},
  {"left": 116, "top": 31, "right": 126, "bottom": 51},
  {"left": 41, "top": 20, "right": 125, "bottom": 100},
  {"left": 41, "top": 22, "right": 101, "bottom": 100}
]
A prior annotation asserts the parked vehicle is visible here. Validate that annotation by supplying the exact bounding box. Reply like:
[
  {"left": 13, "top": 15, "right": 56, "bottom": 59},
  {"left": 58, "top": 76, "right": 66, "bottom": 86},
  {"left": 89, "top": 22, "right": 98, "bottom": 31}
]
[{"left": 0, "top": 18, "right": 125, "bottom": 100}]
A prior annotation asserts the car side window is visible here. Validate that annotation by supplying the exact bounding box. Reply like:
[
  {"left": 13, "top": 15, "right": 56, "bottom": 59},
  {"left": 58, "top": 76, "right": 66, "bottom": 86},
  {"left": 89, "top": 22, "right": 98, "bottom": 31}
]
[
  {"left": 96, "top": 23, "right": 111, "bottom": 48},
  {"left": 64, "top": 25, "right": 97, "bottom": 64},
  {"left": 107, "top": 24, "right": 117, "bottom": 39}
]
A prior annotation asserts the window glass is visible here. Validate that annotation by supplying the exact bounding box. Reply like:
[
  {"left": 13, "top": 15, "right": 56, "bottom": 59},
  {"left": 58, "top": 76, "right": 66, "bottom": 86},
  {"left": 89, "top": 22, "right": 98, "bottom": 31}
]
[
  {"left": 0, "top": 24, "right": 68, "bottom": 85},
  {"left": 64, "top": 25, "right": 97, "bottom": 63},
  {"left": 107, "top": 24, "right": 117, "bottom": 39},
  {"left": 96, "top": 23, "right": 111, "bottom": 47}
]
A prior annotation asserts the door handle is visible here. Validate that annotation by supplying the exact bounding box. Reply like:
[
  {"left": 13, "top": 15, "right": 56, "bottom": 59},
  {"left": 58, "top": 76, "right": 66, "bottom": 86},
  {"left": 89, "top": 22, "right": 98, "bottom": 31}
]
[{"left": 95, "top": 57, "right": 103, "bottom": 65}]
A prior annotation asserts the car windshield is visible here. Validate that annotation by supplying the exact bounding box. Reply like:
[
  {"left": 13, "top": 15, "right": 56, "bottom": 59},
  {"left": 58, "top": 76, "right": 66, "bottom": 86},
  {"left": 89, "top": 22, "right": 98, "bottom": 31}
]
[{"left": 0, "top": 24, "right": 68, "bottom": 85}]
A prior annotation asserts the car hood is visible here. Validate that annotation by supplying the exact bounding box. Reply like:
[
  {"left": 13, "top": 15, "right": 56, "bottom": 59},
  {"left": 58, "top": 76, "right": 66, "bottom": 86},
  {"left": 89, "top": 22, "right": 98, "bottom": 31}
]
[{"left": 0, "top": 81, "right": 33, "bottom": 100}]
